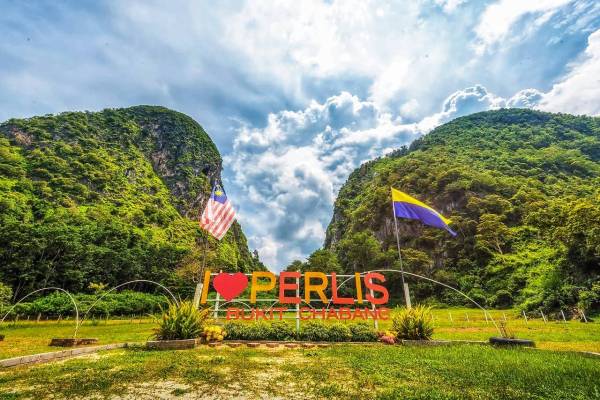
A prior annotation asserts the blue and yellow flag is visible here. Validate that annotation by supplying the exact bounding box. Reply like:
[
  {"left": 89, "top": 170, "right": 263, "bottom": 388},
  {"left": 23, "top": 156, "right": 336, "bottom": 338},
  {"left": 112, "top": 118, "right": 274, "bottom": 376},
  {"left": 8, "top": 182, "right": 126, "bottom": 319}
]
[{"left": 391, "top": 187, "right": 456, "bottom": 236}]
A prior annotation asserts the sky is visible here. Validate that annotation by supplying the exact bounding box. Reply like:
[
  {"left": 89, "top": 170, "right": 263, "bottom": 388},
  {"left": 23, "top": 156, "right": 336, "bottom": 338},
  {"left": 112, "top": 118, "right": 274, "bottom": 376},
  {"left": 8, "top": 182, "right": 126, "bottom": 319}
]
[{"left": 1, "top": 0, "right": 600, "bottom": 270}]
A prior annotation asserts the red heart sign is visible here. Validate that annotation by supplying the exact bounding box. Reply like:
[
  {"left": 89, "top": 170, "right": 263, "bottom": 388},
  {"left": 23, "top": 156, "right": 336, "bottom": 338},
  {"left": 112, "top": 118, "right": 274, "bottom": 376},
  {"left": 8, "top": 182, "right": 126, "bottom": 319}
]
[{"left": 213, "top": 272, "right": 248, "bottom": 301}]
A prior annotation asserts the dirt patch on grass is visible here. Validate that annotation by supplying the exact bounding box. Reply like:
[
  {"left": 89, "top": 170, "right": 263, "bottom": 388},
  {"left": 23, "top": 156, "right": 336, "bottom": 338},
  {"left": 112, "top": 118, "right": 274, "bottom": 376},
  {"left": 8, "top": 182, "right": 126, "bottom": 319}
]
[{"left": 97, "top": 380, "right": 300, "bottom": 400}]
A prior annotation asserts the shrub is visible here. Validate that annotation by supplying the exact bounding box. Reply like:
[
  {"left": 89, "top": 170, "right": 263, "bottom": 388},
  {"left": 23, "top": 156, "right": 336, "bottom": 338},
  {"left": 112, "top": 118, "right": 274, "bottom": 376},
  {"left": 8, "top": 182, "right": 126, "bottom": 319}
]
[
  {"left": 223, "top": 321, "right": 297, "bottom": 341},
  {"left": 349, "top": 322, "right": 377, "bottom": 342},
  {"left": 299, "top": 321, "right": 352, "bottom": 342},
  {"left": 0, "top": 291, "right": 169, "bottom": 318},
  {"left": 223, "top": 321, "right": 251, "bottom": 340},
  {"left": 392, "top": 305, "right": 434, "bottom": 340},
  {"left": 223, "top": 321, "right": 376, "bottom": 342},
  {"left": 0, "top": 282, "right": 12, "bottom": 306},
  {"left": 380, "top": 335, "right": 395, "bottom": 345},
  {"left": 268, "top": 321, "right": 297, "bottom": 341},
  {"left": 203, "top": 325, "right": 226, "bottom": 342},
  {"left": 299, "top": 321, "right": 331, "bottom": 342},
  {"left": 491, "top": 290, "right": 513, "bottom": 308},
  {"left": 153, "top": 301, "right": 211, "bottom": 340},
  {"left": 326, "top": 323, "right": 352, "bottom": 342}
]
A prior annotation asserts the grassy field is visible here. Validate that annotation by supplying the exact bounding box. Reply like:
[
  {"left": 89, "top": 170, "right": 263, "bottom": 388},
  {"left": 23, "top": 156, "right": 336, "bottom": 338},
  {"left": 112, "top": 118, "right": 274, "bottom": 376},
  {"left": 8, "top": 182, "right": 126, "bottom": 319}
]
[
  {"left": 0, "top": 308, "right": 598, "bottom": 359},
  {"left": 0, "top": 344, "right": 599, "bottom": 399},
  {"left": 1, "top": 308, "right": 598, "bottom": 360},
  {"left": 0, "top": 318, "right": 154, "bottom": 360}
]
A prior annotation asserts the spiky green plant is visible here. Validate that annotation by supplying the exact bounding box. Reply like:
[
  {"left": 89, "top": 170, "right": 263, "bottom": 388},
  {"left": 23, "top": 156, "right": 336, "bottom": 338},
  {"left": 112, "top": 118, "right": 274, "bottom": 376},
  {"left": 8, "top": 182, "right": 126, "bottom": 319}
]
[
  {"left": 392, "top": 305, "right": 434, "bottom": 340},
  {"left": 153, "top": 301, "right": 211, "bottom": 340}
]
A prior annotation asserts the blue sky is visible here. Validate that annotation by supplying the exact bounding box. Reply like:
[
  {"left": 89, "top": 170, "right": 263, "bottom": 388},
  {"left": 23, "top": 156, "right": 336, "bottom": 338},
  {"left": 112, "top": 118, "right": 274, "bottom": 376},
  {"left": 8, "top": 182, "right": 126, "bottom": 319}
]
[{"left": 1, "top": 0, "right": 599, "bottom": 270}]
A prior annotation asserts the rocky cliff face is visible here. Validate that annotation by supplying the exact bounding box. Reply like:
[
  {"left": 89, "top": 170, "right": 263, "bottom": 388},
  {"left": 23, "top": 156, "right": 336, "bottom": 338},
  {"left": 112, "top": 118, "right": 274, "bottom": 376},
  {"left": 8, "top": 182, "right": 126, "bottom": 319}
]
[
  {"left": 0, "top": 106, "right": 261, "bottom": 295},
  {"left": 124, "top": 106, "right": 223, "bottom": 217}
]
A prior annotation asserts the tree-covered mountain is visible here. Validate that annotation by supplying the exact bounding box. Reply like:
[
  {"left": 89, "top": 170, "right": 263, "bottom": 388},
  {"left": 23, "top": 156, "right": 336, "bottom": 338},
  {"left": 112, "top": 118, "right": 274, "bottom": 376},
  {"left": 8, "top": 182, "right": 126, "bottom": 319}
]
[
  {"left": 323, "top": 109, "right": 600, "bottom": 313},
  {"left": 0, "top": 106, "right": 263, "bottom": 300}
]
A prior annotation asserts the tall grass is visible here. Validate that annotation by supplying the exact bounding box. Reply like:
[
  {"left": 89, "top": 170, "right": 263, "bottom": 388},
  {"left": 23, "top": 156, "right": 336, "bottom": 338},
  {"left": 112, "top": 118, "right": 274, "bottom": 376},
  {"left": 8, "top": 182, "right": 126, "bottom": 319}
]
[
  {"left": 153, "top": 301, "right": 211, "bottom": 340},
  {"left": 392, "top": 305, "right": 434, "bottom": 340}
]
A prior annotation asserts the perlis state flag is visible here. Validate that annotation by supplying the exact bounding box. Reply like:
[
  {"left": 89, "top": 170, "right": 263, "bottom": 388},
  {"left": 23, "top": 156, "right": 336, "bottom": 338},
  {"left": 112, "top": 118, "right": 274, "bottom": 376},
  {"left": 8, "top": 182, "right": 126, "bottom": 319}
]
[
  {"left": 200, "top": 184, "right": 236, "bottom": 240},
  {"left": 391, "top": 187, "right": 456, "bottom": 236}
]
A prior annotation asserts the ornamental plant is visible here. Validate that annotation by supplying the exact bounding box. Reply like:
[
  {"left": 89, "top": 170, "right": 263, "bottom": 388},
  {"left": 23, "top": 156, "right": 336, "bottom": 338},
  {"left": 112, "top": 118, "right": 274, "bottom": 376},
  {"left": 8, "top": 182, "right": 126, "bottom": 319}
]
[
  {"left": 154, "top": 301, "right": 211, "bottom": 340},
  {"left": 391, "top": 305, "right": 434, "bottom": 340},
  {"left": 203, "top": 325, "right": 226, "bottom": 342}
]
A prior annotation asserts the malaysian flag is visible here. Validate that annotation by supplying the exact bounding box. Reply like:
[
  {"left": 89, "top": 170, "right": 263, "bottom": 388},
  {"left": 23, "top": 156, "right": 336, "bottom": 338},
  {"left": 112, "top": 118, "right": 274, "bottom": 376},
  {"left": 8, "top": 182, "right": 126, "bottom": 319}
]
[{"left": 200, "top": 184, "right": 236, "bottom": 240}]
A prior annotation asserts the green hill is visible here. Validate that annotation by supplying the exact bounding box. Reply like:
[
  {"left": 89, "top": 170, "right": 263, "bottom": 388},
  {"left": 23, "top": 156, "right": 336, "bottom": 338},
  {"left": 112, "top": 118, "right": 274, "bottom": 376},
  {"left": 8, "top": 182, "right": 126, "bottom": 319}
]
[
  {"left": 324, "top": 109, "right": 600, "bottom": 313},
  {"left": 0, "top": 106, "right": 262, "bottom": 299}
]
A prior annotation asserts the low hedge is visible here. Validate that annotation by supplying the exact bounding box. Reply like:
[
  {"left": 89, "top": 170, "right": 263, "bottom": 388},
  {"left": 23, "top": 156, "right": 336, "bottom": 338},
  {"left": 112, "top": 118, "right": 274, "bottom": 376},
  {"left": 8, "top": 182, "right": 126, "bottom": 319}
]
[
  {"left": 1, "top": 291, "right": 169, "bottom": 318},
  {"left": 223, "top": 321, "right": 378, "bottom": 342}
]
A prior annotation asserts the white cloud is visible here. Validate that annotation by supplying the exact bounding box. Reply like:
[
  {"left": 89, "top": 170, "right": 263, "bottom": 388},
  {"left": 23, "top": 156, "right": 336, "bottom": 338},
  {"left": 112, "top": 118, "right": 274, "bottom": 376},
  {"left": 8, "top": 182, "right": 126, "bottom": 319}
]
[
  {"left": 227, "top": 85, "right": 519, "bottom": 269},
  {"left": 227, "top": 92, "right": 418, "bottom": 268},
  {"left": 435, "top": 0, "right": 466, "bottom": 13},
  {"left": 507, "top": 89, "right": 544, "bottom": 108},
  {"left": 474, "top": 0, "right": 574, "bottom": 52},
  {"left": 538, "top": 29, "right": 600, "bottom": 115}
]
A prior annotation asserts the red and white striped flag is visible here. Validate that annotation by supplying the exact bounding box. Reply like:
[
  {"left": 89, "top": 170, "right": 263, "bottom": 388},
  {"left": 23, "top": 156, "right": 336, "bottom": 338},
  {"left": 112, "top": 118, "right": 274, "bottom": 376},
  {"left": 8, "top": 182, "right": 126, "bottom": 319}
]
[{"left": 200, "top": 185, "right": 235, "bottom": 240}]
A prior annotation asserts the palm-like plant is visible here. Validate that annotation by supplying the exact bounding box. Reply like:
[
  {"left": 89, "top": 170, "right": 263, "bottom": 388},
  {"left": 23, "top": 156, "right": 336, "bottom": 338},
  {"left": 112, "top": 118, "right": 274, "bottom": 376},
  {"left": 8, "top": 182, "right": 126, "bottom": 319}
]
[
  {"left": 392, "top": 305, "right": 434, "bottom": 340},
  {"left": 153, "top": 301, "right": 211, "bottom": 340}
]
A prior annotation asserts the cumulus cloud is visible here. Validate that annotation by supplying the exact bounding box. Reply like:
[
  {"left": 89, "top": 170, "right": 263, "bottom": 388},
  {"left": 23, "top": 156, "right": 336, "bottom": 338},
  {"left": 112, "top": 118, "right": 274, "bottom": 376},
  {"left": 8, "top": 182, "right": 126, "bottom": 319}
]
[
  {"left": 434, "top": 0, "right": 466, "bottom": 14},
  {"left": 538, "top": 29, "right": 600, "bottom": 115},
  {"left": 225, "top": 93, "right": 411, "bottom": 268},
  {"left": 474, "top": 0, "right": 574, "bottom": 53},
  {"left": 227, "top": 85, "right": 529, "bottom": 269}
]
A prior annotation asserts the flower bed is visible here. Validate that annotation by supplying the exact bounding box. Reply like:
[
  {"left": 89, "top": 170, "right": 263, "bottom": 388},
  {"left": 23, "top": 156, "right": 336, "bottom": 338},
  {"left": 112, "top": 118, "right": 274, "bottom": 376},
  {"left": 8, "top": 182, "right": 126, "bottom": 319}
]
[{"left": 223, "top": 321, "right": 378, "bottom": 342}]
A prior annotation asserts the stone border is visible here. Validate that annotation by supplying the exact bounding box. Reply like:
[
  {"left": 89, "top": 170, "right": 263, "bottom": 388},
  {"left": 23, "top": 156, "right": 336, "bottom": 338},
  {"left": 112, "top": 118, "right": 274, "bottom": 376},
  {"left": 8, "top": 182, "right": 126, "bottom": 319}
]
[
  {"left": 146, "top": 339, "right": 197, "bottom": 350},
  {"left": 0, "top": 343, "right": 134, "bottom": 368},
  {"left": 400, "top": 339, "right": 487, "bottom": 346},
  {"left": 50, "top": 338, "right": 99, "bottom": 347},
  {"left": 489, "top": 337, "right": 535, "bottom": 347}
]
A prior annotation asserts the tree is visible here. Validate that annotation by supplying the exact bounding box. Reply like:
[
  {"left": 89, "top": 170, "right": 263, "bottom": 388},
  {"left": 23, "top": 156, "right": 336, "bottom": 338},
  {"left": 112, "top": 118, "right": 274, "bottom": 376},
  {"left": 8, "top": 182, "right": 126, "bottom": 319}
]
[
  {"left": 337, "top": 231, "right": 383, "bottom": 273},
  {"left": 475, "top": 214, "right": 511, "bottom": 255},
  {"left": 305, "top": 249, "right": 342, "bottom": 274},
  {"left": 284, "top": 260, "right": 305, "bottom": 272},
  {"left": 0, "top": 282, "right": 12, "bottom": 305}
]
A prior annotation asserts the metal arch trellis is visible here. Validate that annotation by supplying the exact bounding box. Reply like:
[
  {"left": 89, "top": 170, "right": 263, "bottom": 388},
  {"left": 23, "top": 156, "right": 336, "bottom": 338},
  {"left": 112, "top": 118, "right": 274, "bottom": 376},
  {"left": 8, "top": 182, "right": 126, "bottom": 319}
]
[
  {"left": 78, "top": 279, "right": 179, "bottom": 327},
  {"left": 0, "top": 287, "right": 81, "bottom": 339},
  {"left": 324, "top": 269, "right": 501, "bottom": 335}
]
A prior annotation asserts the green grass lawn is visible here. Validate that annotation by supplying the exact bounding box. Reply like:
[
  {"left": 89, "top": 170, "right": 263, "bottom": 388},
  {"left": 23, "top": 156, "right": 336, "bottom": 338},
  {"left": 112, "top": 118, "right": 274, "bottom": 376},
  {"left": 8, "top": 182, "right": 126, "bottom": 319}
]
[
  {"left": 0, "top": 319, "right": 155, "bottom": 360},
  {"left": 1, "top": 308, "right": 599, "bottom": 360},
  {"left": 0, "top": 344, "right": 599, "bottom": 399}
]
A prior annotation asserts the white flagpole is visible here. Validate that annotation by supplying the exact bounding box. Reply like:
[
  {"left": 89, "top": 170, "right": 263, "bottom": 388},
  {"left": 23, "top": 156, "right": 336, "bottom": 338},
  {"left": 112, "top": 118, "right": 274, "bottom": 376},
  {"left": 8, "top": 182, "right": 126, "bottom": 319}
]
[
  {"left": 194, "top": 185, "right": 215, "bottom": 308},
  {"left": 391, "top": 188, "right": 411, "bottom": 309}
]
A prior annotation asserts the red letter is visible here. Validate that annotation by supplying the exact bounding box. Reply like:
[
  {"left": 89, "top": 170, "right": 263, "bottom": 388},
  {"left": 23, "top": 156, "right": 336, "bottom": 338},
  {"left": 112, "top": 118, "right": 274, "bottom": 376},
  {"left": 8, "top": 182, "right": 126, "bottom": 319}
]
[
  {"left": 378, "top": 307, "right": 390, "bottom": 320},
  {"left": 364, "top": 272, "right": 389, "bottom": 305},
  {"left": 326, "top": 308, "right": 339, "bottom": 319},
  {"left": 272, "top": 307, "right": 287, "bottom": 320},
  {"left": 338, "top": 307, "right": 352, "bottom": 320},
  {"left": 300, "top": 307, "right": 312, "bottom": 320},
  {"left": 331, "top": 273, "right": 354, "bottom": 305},
  {"left": 279, "top": 272, "right": 301, "bottom": 304},
  {"left": 226, "top": 308, "right": 239, "bottom": 320}
]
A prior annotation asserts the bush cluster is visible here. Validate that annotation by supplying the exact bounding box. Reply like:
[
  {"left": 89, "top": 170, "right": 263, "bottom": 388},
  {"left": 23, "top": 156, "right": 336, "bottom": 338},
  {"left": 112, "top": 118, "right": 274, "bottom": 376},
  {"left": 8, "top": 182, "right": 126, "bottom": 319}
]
[
  {"left": 154, "top": 301, "right": 211, "bottom": 340},
  {"left": 392, "top": 305, "right": 434, "bottom": 340},
  {"left": 223, "top": 320, "right": 378, "bottom": 342},
  {"left": 1, "top": 291, "right": 169, "bottom": 318}
]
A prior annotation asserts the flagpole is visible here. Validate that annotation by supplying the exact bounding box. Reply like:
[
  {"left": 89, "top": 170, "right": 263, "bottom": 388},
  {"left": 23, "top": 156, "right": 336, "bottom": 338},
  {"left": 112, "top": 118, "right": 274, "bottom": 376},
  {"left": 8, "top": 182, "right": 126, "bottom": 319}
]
[
  {"left": 391, "top": 189, "right": 411, "bottom": 309},
  {"left": 193, "top": 185, "right": 215, "bottom": 309}
]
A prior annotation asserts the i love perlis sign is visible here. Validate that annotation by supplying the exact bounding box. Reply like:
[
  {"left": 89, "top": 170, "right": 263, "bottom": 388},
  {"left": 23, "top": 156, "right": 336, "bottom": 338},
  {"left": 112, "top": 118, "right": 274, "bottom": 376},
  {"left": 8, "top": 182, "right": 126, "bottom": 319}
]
[{"left": 199, "top": 271, "right": 390, "bottom": 321}]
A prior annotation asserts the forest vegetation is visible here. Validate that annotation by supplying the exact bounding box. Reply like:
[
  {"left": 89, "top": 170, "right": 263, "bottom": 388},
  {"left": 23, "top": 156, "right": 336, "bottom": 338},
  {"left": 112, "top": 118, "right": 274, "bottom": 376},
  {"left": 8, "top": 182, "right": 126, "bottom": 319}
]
[{"left": 293, "top": 109, "right": 599, "bottom": 314}]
